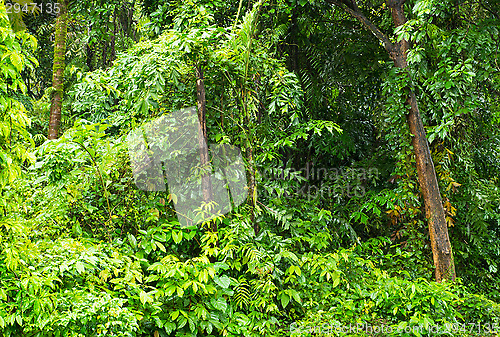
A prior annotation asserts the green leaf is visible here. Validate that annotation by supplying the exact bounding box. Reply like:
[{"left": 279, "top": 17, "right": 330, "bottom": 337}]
[
  {"left": 128, "top": 233, "right": 137, "bottom": 248},
  {"left": 165, "top": 322, "right": 176, "bottom": 334},
  {"left": 184, "top": 230, "right": 196, "bottom": 240},
  {"left": 155, "top": 241, "right": 166, "bottom": 252},
  {"left": 215, "top": 275, "right": 231, "bottom": 289},
  {"left": 428, "top": 132, "right": 436, "bottom": 144},
  {"left": 281, "top": 293, "right": 290, "bottom": 308},
  {"left": 177, "top": 316, "right": 187, "bottom": 329},
  {"left": 210, "top": 298, "right": 227, "bottom": 311},
  {"left": 332, "top": 271, "right": 340, "bottom": 288},
  {"left": 172, "top": 230, "right": 182, "bottom": 244},
  {"left": 171, "top": 310, "right": 180, "bottom": 320},
  {"left": 188, "top": 316, "right": 196, "bottom": 332},
  {"left": 291, "top": 289, "right": 301, "bottom": 303},
  {"left": 75, "top": 261, "right": 85, "bottom": 274},
  {"left": 139, "top": 290, "right": 148, "bottom": 305},
  {"left": 176, "top": 286, "right": 184, "bottom": 297},
  {"left": 10, "top": 52, "right": 23, "bottom": 72},
  {"left": 206, "top": 322, "right": 213, "bottom": 334},
  {"left": 72, "top": 222, "right": 82, "bottom": 236}
]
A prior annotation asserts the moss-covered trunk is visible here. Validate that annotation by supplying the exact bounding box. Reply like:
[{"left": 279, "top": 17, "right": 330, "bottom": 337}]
[
  {"left": 48, "top": 0, "right": 68, "bottom": 140},
  {"left": 326, "top": 0, "right": 455, "bottom": 282},
  {"left": 388, "top": 0, "right": 455, "bottom": 282}
]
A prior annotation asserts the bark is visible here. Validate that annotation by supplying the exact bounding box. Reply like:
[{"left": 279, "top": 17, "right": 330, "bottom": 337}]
[
  {"left": 127, "top": 1, "right": 136, "bottom": 40},
  {"left": 48, "top": 0, "right": 68, "bottom": 140},
  {"left": 102, "top": 38, "right": 107, "bottom": 68},
  {"left": 246, "top": 144, "right": 258, "bottom": 235},
  {"left": 389, "top": 1, "right": 455, "bottom": 282},
  {"left": 101, "top": 10, "right": 108, "bottom": 67},
  {"left": 326, "top": 0, "right": 456, "bottom": 281},
  {"left": 86, "top": 24, "right": 94, "bottom": 72},
  {"left": 242, "top": 93, "right": 257, "bottom": 236},
  {"left": 290, "top": 6, "right": 299, "bottom": 72},
  {"left": 196, "top": 65, "right": 216, "bottom": 232},
  {"left": 110, "top": 6, "right": 117, "bottom": 64}
]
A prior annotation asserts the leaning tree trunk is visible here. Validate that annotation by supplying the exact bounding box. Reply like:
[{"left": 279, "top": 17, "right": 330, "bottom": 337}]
[
  {"left": 388, "top": 0, "right": 455, "bottom": 282},
  {"left": 326, "top": 0, "right": 455, "bottom": 282},
  {"left": 48, "top": 0, "right": 68, "bottom": 140}
]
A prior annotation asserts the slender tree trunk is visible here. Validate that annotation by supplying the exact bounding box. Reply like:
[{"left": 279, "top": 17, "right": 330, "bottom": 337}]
[
  {"left": 195, "top": 65, "right": 216, "bottom": 233},
  {"left": 127, "top": 1, "right": 136, "bottom": 40},
  {"left": 290, "top": 6, "right": 299, "bottom": 73},
  {"left": 86, "top": 24, "right": 94, "bottom": 72},
  {"left": 242, "top": 90, "right": 257, "bottom": 236},
  {"left": 326, "top": 0, "right": 455, "bottom": 282},
  {"left": 102, "top": 38, "right": 107, "bottom": 68},
  {"left": 110, "top": 5, "right": 117, "bottom": 64},
  {"left": 246, "top": 142, "right": 258, "bottom": 235},
  {"left": 101, "top": 10, "right": 108, "bottom": 67},
  {"left": 235, "top": 100, "right": 258, "bottom": 235},
  {"left": 48, "top": 0, "right": 68, "bottom": 140}
]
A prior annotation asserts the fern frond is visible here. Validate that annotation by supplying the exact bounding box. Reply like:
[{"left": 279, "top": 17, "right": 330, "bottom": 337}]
[{"left": 234, "top": 276, "right": 251, "bottom": 309}]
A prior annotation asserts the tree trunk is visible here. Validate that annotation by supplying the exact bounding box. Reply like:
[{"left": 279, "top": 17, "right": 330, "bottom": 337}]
[
  {"left": 242, "top": 89, "right": 257, "bottom": 236},
  {"left": 48, "top": 0, "right": 68, "bottom": 140},
  {"left": 326, "top": 0, "right": 455, "bottom": 282},
  {"left": 101, "top": 10, "right": 108, "bottom": 68},
  {"left": 86, "top": 24, "right": 94, "bottom": 72},
  {"left": 195, "top": 65, "right": 216, "bottom": 232},
  {"left": 246, "top": 143, "right": 258, "bottom": 235},
  {"left": 110, "top": 5, "right": 117, "bottom": 64},
  {"left": 388, "top": 0, "right": 455, "bottom": 282}
]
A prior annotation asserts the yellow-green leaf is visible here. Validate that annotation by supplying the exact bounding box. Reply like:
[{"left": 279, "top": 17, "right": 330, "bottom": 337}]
[{"left": 10, "top": 52, "right": 23, "bottom": 72}]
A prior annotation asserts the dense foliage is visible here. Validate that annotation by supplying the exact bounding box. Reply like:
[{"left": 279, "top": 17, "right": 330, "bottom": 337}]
[{"left": 1, "top": 0, "right": 500, "bottom": 336}]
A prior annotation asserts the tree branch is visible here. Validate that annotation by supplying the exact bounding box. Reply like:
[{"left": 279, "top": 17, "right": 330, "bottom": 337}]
[{"left": 325, "top": 0, "right": 395, "bottom": 54}]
